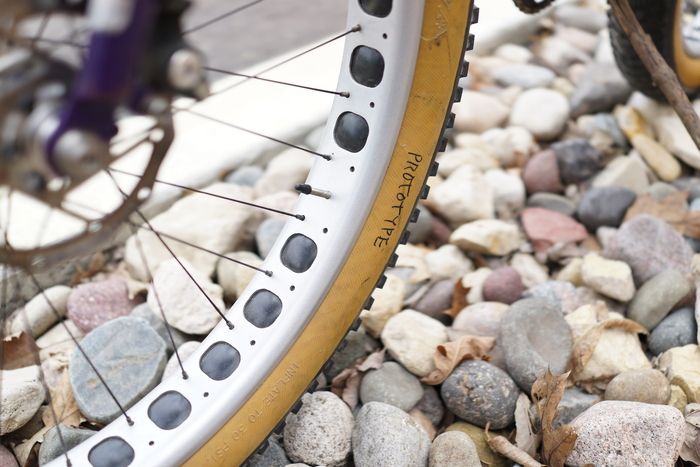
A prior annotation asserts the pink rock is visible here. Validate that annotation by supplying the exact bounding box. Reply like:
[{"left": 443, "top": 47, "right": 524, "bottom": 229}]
[
  {"left": 430, "top": 216, "right": 452, "bottom": 246},
  {"left": 521, "top": 207, "right": 588, "bottom": 252},
  {"left": 0, "top": 446, "right": 18, "bottom": 467},
  {"left": 522, "top": 150, "right": 564, "bottom": 194},
  {"left": 67, "top": 278, "right": 136, "bottom": 333},
  {"left": 482, "top": 267, "right": 524, "bottom": 305}
]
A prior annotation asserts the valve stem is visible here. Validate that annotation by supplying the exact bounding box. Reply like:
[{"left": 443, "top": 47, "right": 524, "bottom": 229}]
[{"left": 295, "top": 183, "right": 331, "bottom": 199}]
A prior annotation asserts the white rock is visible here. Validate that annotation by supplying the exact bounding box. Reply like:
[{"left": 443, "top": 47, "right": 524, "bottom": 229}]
[
  {"left": 658, "top": 345, "right": 700, "bottom": 403},
  {"left": 510, "top": 88, "right": 570, "bottom": 141},
  {"left": 395, "top": 244, "right": 431, "bottom": 284},
  {"left": 254, "top": 191, "right": 299, "bottom": 220},
  {"left": 556, "top": 258, "right": 584, "bottom": 286},
  {"left": 581, "top": 253, "right": 636, "bottom": 302},
  {"left": 360, "top": 273, "right": 406, "bottom": 338},
  {"left": 0, "top": 366, "right": 46, "bottom": 435},
  {"left": 162, "top": 341, "right": 200, "bottom": 379},
  {"left": 592, "top": 156, "right": 650, "bottom": 195},
  {"left": 453, "top": 91, "right": 510, "bottom": 134},
  {"left": 480, "top": 126, "right": 538, "bottom": 167},
  {"left": 429, "top": 431, "right": 481, "bottom": 467},
  {"left": 484, "top": 169, "right": 525, "bottom": 219},
  {"left": 381, "top": 310, "right": 447, "bottom": 377},
  {"left": 216, "top": 251, "right": 263, "bottom": 299},
  {"left": 653, "top": 109, "right": 700, "bottom": 169},
  {"left": 461, "top": 268, "right": 493, "bottom": 304},
  {"left": 430, "top": 166, "right": 494, "bottom": 226},
  {"left": 534, "top": 36, "right": 591, "bottom": 71},
  {"left": 8, "top": 285, "right": 71, "bottom": 337},
  {"left": 125, "top": 183, "right": 259, "bottom": 281},
  {"left": 425, "top": 245, "right": 474, "bottom": 280},
  {"left": 493, "top": 43, "right": 534, "bottom": 63},
  {"left": 436, "top": 148, "right": 499, "bottom": 177},
  {"left": 510, "top": 253, "right": 549, "bottom": 288},
  {"left": 450, "top": 220, "right": 520, "bottom": 256},
  {"left": 147, "top": 258, "right": 225, "bottom": 334},
  {"left": 36, "top": 320, "right": 83, "bottom": 360},
  {"left": 255, "top": 148, "right": 314, "bottom": 197}
]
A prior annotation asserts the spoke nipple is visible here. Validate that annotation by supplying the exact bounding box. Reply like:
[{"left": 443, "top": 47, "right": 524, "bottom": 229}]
[
  {"left": 181, "top": 371, "right": 189, "bottom": 380},
  {"left": 295, "top": 214, "right": 306, "bottom": 221},
  {"left": 226, "top": 320, "right": 234, "bottom": 330},
  {"left": 352, "top": 24, "right": 362, "bottom": 32},
  {"left": 126, "top": 416, "right": 134, "bottom": 426},
  {"left": 340, "top": 91, "right": 350, "bottom": 98},
  {"left": 264, "top": 270, "right": 273, "bottom": 277},
  {"left": 295, "top": 184, "right": 332, "bottom": 199}
]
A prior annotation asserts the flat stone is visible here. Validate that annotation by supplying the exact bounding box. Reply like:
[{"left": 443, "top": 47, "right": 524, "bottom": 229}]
[
  {"left": 283, "top": 392, "right": 353, "bottom": 467},
  {"left": 415, "top": 385, "right": 445, "bottom": 427},
  {"left": 130, "top": 303, "right": 187, "bottom": 354},
  {"left": 0, "top": 446, "right": 17, "bottom": 467},
  {"left": 216, "top": 251, "right": 263, "bottom": 299},
  {"left": 360, "top": 361, "right": 424, "bottom": 411},
  {"left": 567, "top": 401, "right": 684, "bottom": 467},
  {"left": 632, "top": 133, "right": 682, "bottom": 182},
  {"left": 628, "top": 269, "right": 693, "bottom": 330},
  {"left": 425, "top": 245, "right": 473, "bottom": 280},
  {"left": 648, "top": 308, "right": 697, "bottom": 355},
  {"left": 454, "top": 91, "right": 510, "bottom": 134},
  {"left": 408, "top": 204, "right": 433, "bottom": 245},
  {"left": 360, "top": 273, "right": 405, "bottom": 337},
  {"left": 593, "top": 156, "right": 650, "bottom": 195},
  {"left": 569, "top": 63, "right": 631, "bottom": 118},
  {"left": 527, "top": 193, "right": 576, "bottom": 216},
  {"left": 653, "top": 108, "right": 700, "bottom": 169},
  {"left": 429, "top": 431, "right": 480, "bottom": 467},
  {"left": 326, "top": 331, "right": 380, "bottom": 380},
  {"left": 147, "top": 258, "right": 225, "bottom": 335},
  {"left": 352, "top": 402, "right": 430, "bottom": 467},
  {"left": 581, "top": 253, "right": 636, "bottom": 302},
  {"left": 480, "top": 126, "right": 538, "bottom": 167},
  {"left": 492, "top": 63, "right": 556, "bottom": 89},
  {"left": 451, "top": 301, "right": 508, "bottom": 368},
  {"left": 554, "top": 388, "right": 599, "bottom": 427},
  {"left": 482, "top": 267, "right": 523, "bottom": 305},
  {"left": 450, "top": 220, "right": 520, "bottom": 256},
  {"left": 484, "top": 169, "right": 525, "bottom": 219},
  {"left": 441, "top": 360, "right": 519, "bottom": 429},
  {"left": 521, "top": 207, "right": 588, "bottom": 252},
  {"left": 658, "top": 344, "right": 700, "bottom": 403},
  {"left": 576, "top": 186, "right": 637, "bottom": 232},
  {"left": 510, "top": 88, "right": 570, "bottom": 141},
  {"left": 414, "top": 279, "right": 454, "bottom": 321},
  {"left": 444, "top": 422, "right": 509, "bottom": 467},
  {"left": 522, "top": 150, "right": 564, "bottom": 194},
  {"left": 67, "top": 278, "right": 135, "bottom": 333},
  {"left": 604, "top": 369, "right": 671, "bottom": 404},
  {"left": 552, "top": 138, "right": 604, "bottom": 185},
  {"left": 381, "top": 310, "right": 447, "bottom": 377},
  {"left": 162, "top": 341, "right": 200, "bottom": 379},
  {"left": 69, "top": 317, "right": 167, "bottom": 424},
  {"left": 431, "top": 166, "right": 494, "bottom": 226},
  {"left": 522, "top": 280, "right": 586, "bottom": 315},
  {"left": 0, "top": 366, "right": 46, "bottom": 435},
  {"left": 500, "top": 298, "right": 573, "bottom": 391},
  {"left": 8, "top": 285, "right": 71, "bottom": 337},
  {"left": 38, "top": 424, "right": 94, "bottom": 465},
  {"left": 510, "top": 253, "right": 549, "bottom": 288},
  {"left": 647, "top": 182, "right": 679, "bottom": 201},
  {"left": 256, "top": 217, "right": 285, "bottom": 258}
]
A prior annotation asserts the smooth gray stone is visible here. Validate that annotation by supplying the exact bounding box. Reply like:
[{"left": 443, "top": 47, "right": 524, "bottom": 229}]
[
  {"left": 628, "top": 269, "right": 692, "bottom": 330},
  {"left": 576, "top": 186, "right": 636, "bottom": 232},
  {"left": 408, "top": 204, "right": 434, "bottom": 245},
  {"left": 527, "top": 193, "right": 576, "bottom": 216},
  {"left": 248, "top": 436, "right": 290, "bottom": 467},
  {"left": 255, "top": 218, "right": 286, "bottom": 258},
  {"left": 360, "top": 362, "right": 424, "bottom": 411},
  {"left": 552, "top": 139, "right": 603, "bottom": 185},
  {"left": 554, "top": 388, "right": 599, "bottom": 428},
  {"left": 414, "top": 384, "right": 445, "bottom": 426},
  {"left": 225, "top": 165, "right": 264, "bottom": 187},
  {"left": 39, "top": 425, "right": 94, "bottom": 465},
  {"left": 130, "top": 303, "right": 187, "bottom": 354},
  {"left": 326, "top": 331, "right": 379, "bottom": 380},
  {"left": 648, "top": 308, "right": 698, "bottom": 355}
]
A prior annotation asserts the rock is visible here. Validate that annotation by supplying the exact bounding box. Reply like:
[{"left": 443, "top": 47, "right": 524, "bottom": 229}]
[
  {"left": 283, "top": 392, "right": 353, "bottom": 467},
  {"left": 522, "top": 150, "right": 564, "bottom": 194},
  {"left": 484, "top": 169, "right": 525, "bottom": 219},
  {"left": 556, "top": 258, "right": 584, "bottom": 286},
  {"left": 452, "top": 302, "right": 508, "bottom": 338},
  {"left": 653, "top": 108, "right": 700, "bottom": 169},
  {"left": 500, "top": 298, "right": 573, "bottom": 391},
  {"left": 647, "top": 182, "right": 679, "bottom": 202},
  {"left": 409, "top": 205, "right": 433, "bottom": 244},
  {"left": 408, "top": 408, "right": 436, "bottom": 441},
  {"left": 628, "top": 269, "right": 692, "bottom": 329},
  {"left": 648, "top": 308, "right": 698, "bottom": 355},
  {"left": 554, "top": 388, "right": 599, "bottom": 427},
  {"left": 326, "top": 331, "right": 379, "bottom": 380},
  {"left": 604, "top": 215, "right": 693, "bottom": 284},
  {"left": 255, "top": 148, "right": 313, "bottom": 196},
  {"left": 480, "top": 126, "right": 537, "bottom": 167},
  {"left": 381, "top": 310, "right": 447, "bottom": 377},
  {"left": 162, "top": 341, "right": 200, "bottom": 379},
  {"left": 566, "top": 401, "right": 684, "bottom": 467},
  {"left": 510, "top": 88, "right": 570, "bottom": 140},
  {"left": 247, "top": 436, "right": 289, "bottom": 467},
  {"left": 431, "top": 166, "right": 494, "bottom": 226},
  {"left": 8, "top": 285, "right": 71, "bottom": 337},
  {"left": 441, "top": 360, "right": 519, "bottom": 429},
  {"left": 450, "top": 220, "right": 520, "bottom": 256},
  {"left": 494, "top": 43, "right": 534, "bottom": 63},
  {"left": 527, "top": 193, "right": 575, "bottom": 216},
  {"left": 36, "top": 319, "right": 83, "bottom": 359},
  {"left": 66, "top": 278, "right": 134, "bottom": 333},
  {"left": 552, "top": 138, "right": 603, "bottom": 185},
  {"left": 437, "top": 147, "right": 499, "bottom": 177},
  {"left": 130, "top": 303, "right": 187, "bottom": 354},
  {"left": 256, "top": 217, "right": 285, "bottom": 258},
  {"left": 632, "top": 133, "right": 682, "bottom": 182},
  {"left": 577, "top": 186, "right": 637, "bottom": 231},
  {"left": 147, "top": 258, "right": 225, "bottom": 335},
  {"left": 674, "top": 177, "right": 700, "bottom": 201},
  {"left": 668, "top": 385, "right": 688, "bottom": 412},
  {"left": 581, "top": 253, "right": 636, "bottom": 302},
  {"left": 492, "top": 63, "right": 556, "bottom": 89},
  {"left": 38, "top": 425, "right": 94, "bottom": 465},
  {"left": 125, "top": 183, "right": 258, "bottom": 280},
  {"left": 593, "top": 156, "right": 650, "bottom": 195},
  {"left": 444, "top": 422, "right": 509, "bottom": 467},
  {"left": 0, "top": 366, "right": 46, "bottom": 435},
  {"left": 216, "top": 251, "right": 263, "bottom": 299},
  {"left": 533, "top": 36, "right": 590, "bottom": 72},
  {"left": 415, "top": 385, "right": 445, "bottom": 426},
  {"left": 521, "top": 207, "right": 588, "bottom": 252},
  {"left": 459, "top": 268, "right": 492, "bottom": 305},
  {"left": 481, "top": 267, "right": 523, "bottom": 305},
  {"left": 569, "top": 63, "right": 632, "bottom": 117},
  {"left": 360, "top": 273, "right": 405, "bottom": 337},
  {"left": 352, "top": 402, "right": 430, "bottom": 467},
  {"left": 615, "top": 105, "right": 654, "bottom": 140},
  {"left": 414, "top": 279, "right": 454, "bottom": 320},
  {"left": 225, "top": 165, "right": 264, "bottom": 187},
  {"left": 522, "top": 280, "right": 583, "bottom": 315},
  {"left": 453, "top": 91, "right": 510, "bottom": 134},
  {"left": 658, "top": 344, "right": 700, "bottom": 403},
  {"left": 605, "top": 369, "right": 671, "bottom": 404},
  {"left": 0, "top": 446, "right": 17, "bottom": 467},
  {"left": 429, "top": 431, "right": 480, "bottom": 467},
  {"left": 255, "top": 191, "right": 298, "bottom": 220},
  {"left": 425, "top": 245, "right": 473, "bottom": 280},
  {"left": 555, "top": 4, "right": 606, "bottom": 31},
  {"left": 360, "top": 362, "right": 424, "bottom": 411},
  {"left": 70, "top": 317, "right": 167, "bottom": 424},
  {"left": 510, "top": 253, "right": 549, "bottom": 288}
]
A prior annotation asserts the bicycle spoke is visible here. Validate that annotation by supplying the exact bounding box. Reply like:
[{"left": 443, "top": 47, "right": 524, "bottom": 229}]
[{"left": 183, "top": 0, "right": 267, "bottom": 35}]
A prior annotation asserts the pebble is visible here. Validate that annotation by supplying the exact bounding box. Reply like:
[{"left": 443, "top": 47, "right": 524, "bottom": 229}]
[
  {"left": 429, "top": 431, "right": 480, "bottom": 467},
  {"left": 522, "top": 150, "right": 564, "bottom": 194},
  {"left": 648, "top": 182, "right": 679, "bottom": 202},
  {"left": 510, "top": 253, "right": 549, "bottom": 288},
  {"left": 255, "top": 148, "right": 312, "bottom": 196},
  {"left": 462, "top": 268, "right": 493, "bottom": 304},
  {"left": 248, "top": 436, "right": 290, "bottom": 467},
  {"left": 445, "top": 422, "right": 509, "bottom": 467},
  {"left": 283, "top": 392, "right": 353, "bottom": 467},
  {"left": 658, "top": 344, "right": 700, "bottom": 403},
  {"left": 521, "top": 207, "right": 588, "bottom": 252},
  {"left": 614, "top": 105, "right": 654, "bottom": 140},
  {"left": 360, "top": 361, "right": 424, "bottom": 411},
  {"left": 256, "top": 217, "right": 285, "bottom": 258},
  {"left": 632, "top": 133, "right": 682, "bottom": 182},
  {"left": 484, "top": 169, "right": 526, "bottom": 219},
  {"left": 569, "top": 63, "right": 631, "bottom": 117},
  {"left": 552, "top": 138, "right": 604, "bottom": 185},
  {"left": 556, "top": 258, "right": 584, "bottom": 286},
  {"left": 216, "top": 251, "right": 263, "bottom": 299},
  {"left": 8, "top": 285, "right": 71, "bottom": 337},
  {"left": 533, "top": 36, "right": 590, "bottom": 72},
  {"left": 425, "top": 245, "right": 474, "bottom": 280},
  {"left": 500, "top": 298, "right": 573, "bottom": 391},
  {"left": 431, "top": 166, "right": 494, "bottom": 226},
  {"left": 440, "top": 360, "right": 519, "bottom": 429},
  {"left": 492, "top": 63, "right": 556, "bottom": 89},
  {"left": 628, "top": 269, "right": 693, "bottom": 330},
  {"left": 414, "top": 279, "right": 454, "bottom": 321},
  {"left": 527, "top": 192, "right": 575, "bottom": 216},
  {"left": 566, "top": 401, "right": 685, "bottom": 467},
  {"left": 510, "top": 88, "right": 570, "bottom": 140},
  {"left": 437, "top": 147, "right": 499, "bottom": 176},
  {"left": 592, "top": 156, "right": 650, "bottom": 195},
  {"left": 576, "top": 186, "right": 637, "bottom": 231},
  {"left": 70, "top": 317, "right": 166, "bottom": 424},
  {"left": 523, "top": 280, "right": 582, "bottom": 314},
  {"left": 581, "top": 253, "right": 636, "bottom": 302},
  {"left": 480, "top": 126, "right": 537, "bottom": 167},
  {"left": 360, "top": 273, "right": 405, "bottom": 337},
  {"left": 604, "top": 215, "right": 693, "bottom": 284},
  {"left": 554, "top": 4, "right": 607, "bottom": 32},
  {"left": 0, "top": 446, "right": 17, "bottom": 467},
  {"left": 0, "top": 366, "right": 46, "bottom": 435},
  {"left": 493, "top": 43, "right": 533, "bottom": 63},
  {"left": 352, "top": 402, "right": 430, "bottom": 467},
  {"left": 381, "top": 310, "right": 447, "bottom": 377},
  {"left": 555, "top": 388, "right": 599, "bottom": 427},
  {"left": 481, "top": 267, "right": 523, "bottom": 305},
  {"left": 668, "top": 385, "right": 688, "bottom": 412},
  {"left": 225, "top": 165, "right": 264, "bottom": 187},
  {"left": 452, "top": 302, "right": 508, "bottom": 337},
  {"left": 604, "top": 369, "right": 671, "bottom": 404},
  {"left": 327, "top": 331, "right": 379, "bottom": 380},
  {"left": 450, "top": 220, "right": 520, "bottom": 256},
  {"left": 131, "top": 303, "right": 187, "bottom": 354},
  {"left": 653, "top": 108, "right": 700, "bottom": 169},
  {"left": 414, "top": 385, "right": 445, "bottom": 426},
  {"left": 38, "top": 425, "right": 94, "bottom": 465},
  {"left": 162, "top": 341, "right": 200, "bottom": 379},
  {"left": 147, "top": 258, "right": 225, "bottom": 335},
  {"left": 454, "top": 91, "right": 510, "bottom": 134},
  {"left": 408, "top": 204, "right": 434, "bottom": 244},
  {"left": 648, "top": 308, "right": 698, "bottom": 355},
  {"left": 67, "top": 278, "right": 134, "bottom": 333}
]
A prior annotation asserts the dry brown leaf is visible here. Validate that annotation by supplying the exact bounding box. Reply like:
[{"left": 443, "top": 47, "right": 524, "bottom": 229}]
[
  {"left": 69, "top": 252, "right": 106, "bottom": 286},
  {"left": 625, "top": 192, "right": 700, "bottom": 239},
  {"left": 421, "top": 335, "right": 495, "bottom": 385},
  {"left": 485, "top": 424, "right": 544, "bottom": 467},
  {"left": 13, "top": 424, "right": 50, "bottom": 467},
  {"left": 41, "top": 355, "right": 82, "bottom": 428},
  {"left": 571, "top": 318, "right": 648, "bottom": 376},
  {"left": 515, "top": 393, "right": 541, "bottom": 458},
  {"left": 2, "top": 332, "right": 39, "bottom": 370},
  {"left": 330, "top": 349, "right": 385, "bottom": 409},
  {"left": 445, "top": 279, "right": 469, "bottom": 319},
  {"left": 531, "top": 370, "right": 577, "bottom": 467}
]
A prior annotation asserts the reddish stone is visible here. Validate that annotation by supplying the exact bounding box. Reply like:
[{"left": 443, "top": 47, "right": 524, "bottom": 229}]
[
  {"left": 0, "top": 446, "right": 18, "bottom": 467},
  {"left": 482, "top": 267, "right": 524, "bottom": 305},
  {"left": 430, "top": 216, "right": 452, "bottom": 246},
  {"left": 67, "top": 278, "right": 136, "bottom": 333},
  {"left": 522, "top": 150, "right": 564, "bottom": 194},
  {"left": 521, "top": 207, "right": 588, "bottom": 252}
]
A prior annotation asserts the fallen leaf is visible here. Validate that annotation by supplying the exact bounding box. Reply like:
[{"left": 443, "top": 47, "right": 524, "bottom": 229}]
[
  {"left": 13, "top": 424, "right": 50, "bottom": 467},
  {"left": 445, "top": 279, "right": 469, "bottom": 319},
  {"left": 571, "top": 318, "right": 647, "bottom": 377},
  {"left": 2, "top": 332, "right": 39, "bottom": 370},
  {"left": 515, "top": 393, "right": 541, "bottom": 457},
  {"left": 421, "top": 335, "right": 495, "bottom": 385},
  {"left": 625, "top": 192, "right": 700, "bottom": 239},
  {"left": 69, "top": 252, "right": 106, "bottom": 286},
  {"left": 531, "top": 370, "right": 577, "bottom": 467},
  {"left": 485, "top": 424, "right": 544, "bottom": 467},
  {"left": 409, "top": 408, "right": 436, "bottom": 440},
  {"left": 681, "top": 404, "right": 700, "bottom": 464},
  {"left": 330, "top": 349, "right": 385, "bottom": 409},
  {"left": 41, "top": 354, "right": 82, "bottom": 428}
]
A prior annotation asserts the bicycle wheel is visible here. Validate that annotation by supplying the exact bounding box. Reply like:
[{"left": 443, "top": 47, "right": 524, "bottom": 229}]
[{"left": 1, "top": 0, "right": 476, "bottom": 465}]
